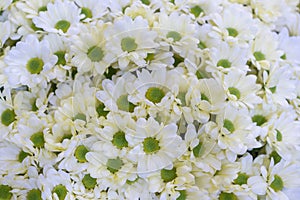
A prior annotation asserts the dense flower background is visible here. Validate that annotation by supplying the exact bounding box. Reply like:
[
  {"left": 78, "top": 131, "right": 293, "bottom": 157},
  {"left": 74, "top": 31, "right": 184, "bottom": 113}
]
[{"left": 1, "top": 0, "right": 300, "bottom": 199}]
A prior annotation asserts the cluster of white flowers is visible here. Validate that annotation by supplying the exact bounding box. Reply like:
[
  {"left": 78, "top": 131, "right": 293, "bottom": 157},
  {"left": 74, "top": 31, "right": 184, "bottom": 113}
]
[{"left": 0, "top": 0, "right": 300, "bottom": 199}]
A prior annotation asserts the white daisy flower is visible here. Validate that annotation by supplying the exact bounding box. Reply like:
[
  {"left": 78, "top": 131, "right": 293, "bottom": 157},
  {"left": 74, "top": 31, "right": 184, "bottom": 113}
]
[
  {"left": 186, "top": 77, "right": 226, "bottom": 123},
  {"left": 96, "top": 72, "right": 137, "bottom": 114},
  {"left": 126, "top": 117, "right": 186, "bottom": 174},
  {"left": 261, "top": 159, "right": 300, "bottom": 200},
  {"left": 15, "top": 0, "right": 51, "bottom": 19},
  {"left": 250, "top": 29, "right": 284, "bottom": 70},
  {"left": 104, "top": 16, "right": 158, "bottom": 70},
  {"left": 3, "top": 34, "right": 57, "bottom": 89},
  {"left": 32, "top": 0, "right": 81, "bottom": 35},
  {"left": 70, "top": 22, "right": 109, "bottom": 74},
  {"left": 206, "top": 41, "right": 249, "bottom": 73},
  {"left": 75, "top": 0, "right": 108, "bottom": 22},
  {"left": 0, "top": 140, "right": 34, "bottom": 175},
  {"left": 222, "top": 69, "right": 262, "bottom": 109},
  {"left": 154, "top": 12, "right": 198, "bottom": 58},
  {"left": 267, "top": 111, "right": 300, "bottom": 161},
  {"left": 278, "top": 28, "right": 300, "bottom": 66},
  {"left": 262, "top": 64, "right": 297, "bottom": 107},
  {"left": 209, "top": 3, "right": 258, "bottom": 46},
  {"left": 216, "top": 105, "right": 262, "bottom": 160}
]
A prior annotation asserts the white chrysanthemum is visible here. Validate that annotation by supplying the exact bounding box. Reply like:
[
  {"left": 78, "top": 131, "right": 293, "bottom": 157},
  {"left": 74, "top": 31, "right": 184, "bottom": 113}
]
[
  {"left": 261, "top": 159, "right": 300, "bottom": 200},
  {"left": 154, "top": 12, "right": 198, "bottom": 57},
  {"left": 209, "top": 3, "right": 258, "bottom": 46},
  {"left": 206, "top": 41, "right": 249, "bottom": 73},
  {"left": 250, "top": 0, "right": 289, "bottom": 24},
  {"left": 70, "top": 23, "right": 109, "bottom": 74},
  {"left": 262, "top": 64, "right": 297, "bottom": 107},
  {"left": 15, "top": 0, "right": 50, "bottom": 19},
  {"left": 278, "top": 28, "right": 300, "bottom": 65},
  {"left": 185, "top": 77, "right": 226, "bottom": 123},
  {"left": 222, "top": 69, "right": 262, "bottom": 109},
  {"left": 267, "top": 111, "right": 300, "bottom": 161},
  {"left": 127, "top": 117, "right": 186, "bottom": 173},
  {"left": 104, "top": 16, "right": 158, "bottom": 70},
  {"left": 75, "top": 0, "right": 108, "bottom": 22},
  {"left": 124, "top": 1, "right": 156, "bottom": 26},
  {"left": 96, "top": 73, "right": 137, "bottom": 114},
  {"left": 0, "top": 140, "right": 33, "bottom": 175},
  {"left": 36, "top": 166, "right": 73, "bottom": 200},
  {"left": 3, "top": 34, "right": 57, "bottom": 88},
  {"left": 184, "top": 123, "right": 221, "bottom": 174},
  {"left": 216, "top": 105, "right": 262, "bottom": 160},
  {"left": 187, "top": 0, "right": 222, "bottom": 23},
  {"left": 32, "top": 0, "right": 81, "bottom": 35},
  {"left": 85, "top": 141, "right": 137, "bottom": 191},
  {"left": 250, "top": 30, "right": 284, "bottom": 70}
]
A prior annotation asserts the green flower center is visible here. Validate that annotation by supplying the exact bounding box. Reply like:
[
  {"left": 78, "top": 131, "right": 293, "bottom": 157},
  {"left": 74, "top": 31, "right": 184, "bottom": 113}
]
[
  {"left": 161, "top": 167, "right": 177, "bottom": 182},
  {"left": 270, "top": 175, "right": 284, "bottom": 192},
  {"left": 52, "top": 184, "right": 67, "bottom": 200},
  {"left": 73, "top": 113, "right": 86, "bottom": 122},
  {"left": 191, "top": 5, "right": 204, "bottom": 17},
  {"left": 228, "top": 87, "right": 241, "bottom": 99},
  {"left": 234, "top": 173, "right": 249, "bottom": 185},
  {"left": 192, "top": 141, "right": 202, "bottom": 158},
  {"left": 74, "top": 145, "right": 89, "bottom": 163},
  {"left": 116, "top": 95, "right": 135, "bottom": 112},
  {"left": 167, "top": 31, "right": 182, "bottom": 42},
  {"left": 196, "top": 70, "right": 208, "bottom": 79},
  {"left": 26, "top": 57, "right": 44, "bottom": 74},
  {"left": 121, "top": 37, "right": 138, "bottom": 52},
  {"left": 87, "top": 46, "right": 104, "bottom": 62},
  {"left": 38, "top": 6, "right": 47, "bottom": 12},
  {"left": 30, "top": 132, "right": 45, "bottom": 148},
  {"left": 198, "top": 41, "right": 207, "bottom": 49},
  {"left": 55, "top": 20, "right": 71, "bottom": 33},
  {"left": 54, "top": 51, "right": 66, "bottom": 65},
  {"left": 176, "top": 190, "right": 187, "bottom": 200},
  {"left": 81, "top": 7, "right": 93, "bottom": 20},
  {"left": 96, "top": 102, "right": 109, "bottom": 117},
  {"left": 1, "top": 109, "right": 16, "bottom": 126},
  {"left": 141, "top": 0, "right": 150, "bottom": 5},
  {"left": 18, "top": 150, "right": 30, "bottom": 162},
  {"left": 145, "top": 87, "right": 165, "bottom": 104},
  {"left": 276, "top": 129, "right": 282, "bottom": 141},
  {"left": 252, "top": 115, "right": 267, "bottom": 126},
  {"left": 270, "top": 151, "right": 281, "bottom": 165},
  {"left": 223, "top": 119, "right": 235, "bottom": 133},
  {"left": 253, "top": 51, "right": 265, "bottom": 61},
  {"left": 27, "top": 189, "right": 42, "bottom": 200},
  {"left": 143, "top": 137, "right": 160, "bottom": 154},
  {"left": 226, "top": 28, "right": 238, "bottom": 37},
  {"left": 112, "top": 131, "right": 128, "bottom": 149},
  {"left": 217, "top": 59, "right": 231, "bottom": 68},
  {"left": 0, "top": 184, "right": 13, "bottom": 200},
  {"left": 82, "top": 174, "right": 97, "bottom": 190},
  {"left": 219, "top": 192, "right": 238, "bottom": 200},
  {"left": 107, "top": 157, "right": 124, "bottom": 174}
]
